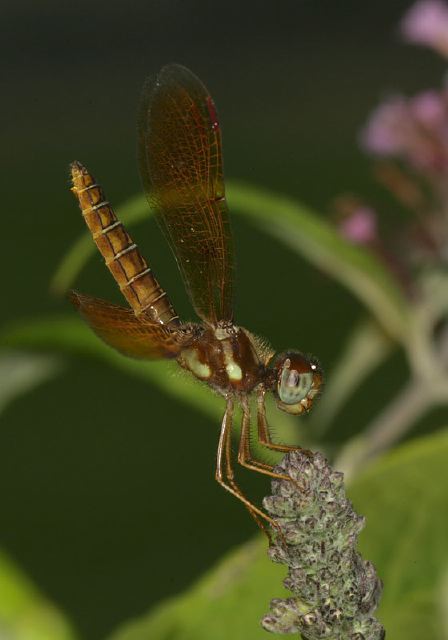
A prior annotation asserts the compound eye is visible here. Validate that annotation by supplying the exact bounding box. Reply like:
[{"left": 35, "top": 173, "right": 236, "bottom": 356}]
[{"left": 278, "top": 357, "right": 314, "bottom": 405}]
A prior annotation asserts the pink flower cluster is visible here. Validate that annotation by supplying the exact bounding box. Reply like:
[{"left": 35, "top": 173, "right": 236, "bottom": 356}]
[
  {"left": 360, "top": 89, "right": 448, "bottom": 173},
  {"left": 401, "top": 0, "right": 448, "bottom": 56},
  {"left": 337, "top": 1, "right": 448, "bottom": 277},
  {"left": 360, "top": 1, "right": 448, "bottom": 174}
]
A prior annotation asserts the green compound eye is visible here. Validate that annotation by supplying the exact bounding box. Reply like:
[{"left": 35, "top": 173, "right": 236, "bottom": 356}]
[
  {"left": 272, "top": 351, "right": 323, "bottom": 415},
  {"left": 278, "top": 358, "right": 314, "bottom": 404}
]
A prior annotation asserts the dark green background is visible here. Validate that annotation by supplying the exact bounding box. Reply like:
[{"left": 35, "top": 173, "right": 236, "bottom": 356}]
[{"left": 2, "top": 1, "right": 445, "bottom": 638}]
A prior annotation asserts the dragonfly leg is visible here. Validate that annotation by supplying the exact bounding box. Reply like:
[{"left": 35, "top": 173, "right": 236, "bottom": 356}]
[
  {"left": 216, "top": 398, "right": 282, "bottom": 538},
  {"left": 222, "top": 406, "right": 266, "bottom": 533},
  {"left": 257, "top": 389, "right": 312, "bottom": 456},
  {"left": 237, "top": 397, "right": 290, "bottom": 481}
]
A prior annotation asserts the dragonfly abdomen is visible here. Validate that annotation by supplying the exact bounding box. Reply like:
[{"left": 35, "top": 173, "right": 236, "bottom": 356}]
[{"left": 70, "top": 161, "right": 179, "bottom": 326}]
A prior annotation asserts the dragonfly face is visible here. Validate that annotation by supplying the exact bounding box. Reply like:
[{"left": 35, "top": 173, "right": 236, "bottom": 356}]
[{"left": 69, "top": 64, "right": 323, "bottom": 534}]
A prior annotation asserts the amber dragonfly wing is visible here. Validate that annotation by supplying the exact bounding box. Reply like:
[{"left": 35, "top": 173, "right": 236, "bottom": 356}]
[
  {"left": 138, "top": 64, "right": 234, "bottom": 326},
  {"left": 70, "top": 292, "right": 191, "bottom": 359}
]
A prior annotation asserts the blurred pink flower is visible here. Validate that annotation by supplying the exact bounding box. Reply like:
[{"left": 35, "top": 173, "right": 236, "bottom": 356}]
[
  {"left": 338, "top": 206, "right": 378, "bottom": 245},
  {"left": 401, "top": 0, "right": 448, "bottom": 56},
  {"left": 341, "top": 1, "right": 448, "bottom": 289},
  {"left": 361, "top": 89, "right": 448, "bottom": 173},
  {"left": 411, "top": 90, "right": 446, "bottom": 127},
  {"left": 360, "top": 96, "right": 411, "bottom": 155}
]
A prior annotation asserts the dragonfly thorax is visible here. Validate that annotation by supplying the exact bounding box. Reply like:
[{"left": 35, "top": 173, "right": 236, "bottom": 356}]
[{"left": 177, "top": 323, "right": 265, "bottom": 396}]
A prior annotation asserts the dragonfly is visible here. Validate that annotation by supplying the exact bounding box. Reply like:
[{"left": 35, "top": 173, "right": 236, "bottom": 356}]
[{"left": 69, "top": 64, "right": 323, "bottom": 533}]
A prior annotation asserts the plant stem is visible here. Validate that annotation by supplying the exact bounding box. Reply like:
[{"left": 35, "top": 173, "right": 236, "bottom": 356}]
[{"left": 335, "top": 376, "right": 431, "bottom": 479}]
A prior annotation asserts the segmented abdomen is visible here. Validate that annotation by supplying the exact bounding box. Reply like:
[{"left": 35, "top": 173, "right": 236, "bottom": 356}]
[{"left": 70, "top": 161, "right": 179, "bottom": 326}]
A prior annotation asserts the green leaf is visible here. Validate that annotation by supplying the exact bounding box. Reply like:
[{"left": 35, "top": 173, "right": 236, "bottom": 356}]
[
  {"left": 230, "top": 182, "right": 410, "bottom": 343},
  {"left": 0, "top": 351, "right": 63, "bottom": 416},
  {"left": 0, "top": 316, "right": 221, "bottom": 422},
  {"left": 106, "top": 429, "right": 448, "bottom": 640},
  {"left": 0, "top": 549, "right": 78, "bottom": 640},
  {"left": 351, "top": 429, "right": 448, "bottom": 640},
  {"left": 311, "top": 320, "right": 393, "bottom": 434},
  {"left": 107, "top": 538, "right": 284, "bottom": 640},
  {"left": 51, "top": 183, "right": 410, "bottom": 342}
]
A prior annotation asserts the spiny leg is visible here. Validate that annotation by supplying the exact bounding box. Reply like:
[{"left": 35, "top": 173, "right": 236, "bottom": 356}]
[
  {"left": 237, "top": 396, "right": 290, "bottom": 481},
  {"left": 248, "top": 391, "right": 313, "bottom": 495},
  {"left": 223, "top": 410, "right": 266, "bottom": 533},
  {"left": 257, "top": 389, "right": 311, "bottom": 455},
  {"left": 215, "top": 398, "right": 282, "bottom": 536}
]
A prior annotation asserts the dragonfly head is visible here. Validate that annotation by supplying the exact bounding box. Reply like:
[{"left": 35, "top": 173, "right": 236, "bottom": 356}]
[{"left": 270, "top": 351, "right": 323, "bottom": 415}]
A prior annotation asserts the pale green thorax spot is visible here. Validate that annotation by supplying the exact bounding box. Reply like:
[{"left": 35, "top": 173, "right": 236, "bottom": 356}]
[
  {"left": 226, "top": 361, "right": 243, "bottom": 381},
  {"left": 220, "top": 335, "right": 243, "bottom": 381},
  {"left": 182, "top": 348, "right": 211, "bottom": 379}
]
